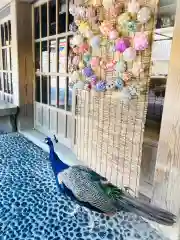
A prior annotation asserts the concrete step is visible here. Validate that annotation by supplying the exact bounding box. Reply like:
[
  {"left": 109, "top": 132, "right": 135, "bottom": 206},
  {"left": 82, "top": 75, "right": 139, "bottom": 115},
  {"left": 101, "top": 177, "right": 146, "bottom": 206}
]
[{"left": 0, "top": 101, "right": 18, "bottom": 133}]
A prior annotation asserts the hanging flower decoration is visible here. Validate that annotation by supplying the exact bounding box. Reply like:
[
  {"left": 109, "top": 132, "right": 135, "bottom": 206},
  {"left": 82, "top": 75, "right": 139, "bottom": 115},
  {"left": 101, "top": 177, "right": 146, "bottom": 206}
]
[
  {"left": 90, "top": 57, "right": 100, "bottom": 68},
  {"left": 91, "top": 75, "right": 98, "bottom": 86},
  {"left": 72, "top": 56, "right": 80, "bottom": 66},
  {"left": 115, "top": 60, "right": 126, "bottom": 73},
  {"left": 83, "top": 52, "right": 92, "bottom": 64},
  {"left": 96, "top": 81, "right": 107, "bottom": 92},
  {"left": 69, "top": 22, "right": 78, "bottom": 32},
  {"left": 123, "top": 47, "right": 137, "bottom": 62},
  {"left": 109, "top": 4, "right": 123, "bottom": 18},
  {"left": 106, "top": 80, "right": 116, "bottom": 90},
  {"left": 131, "top": 62, "right": 144, "bottom": 76},
  {"left": 123, "top": 71, "right": 133, "bottom": 82},
  {"left": 128, "top": 0, "right": 140, "bottom": 15},
  {"left": 79, "top": 61, "right": 85, "bottom": 69},
  {"left": 137, "top": 7, "right": 152, "bottom": 24},
  {"left": 115, "top": 77, "right": 124, "bottom": 90},
  {"left": 127, "top": 21, "right": 137, "bottom": 33},
  {"left": 133, "top": 32, "right": 149, "bottom": 51},
  {"left": 106, "top": 60, "right": 117, "bottom": 70},
  {"left": 117, "top": 13, "right": 131, "bottom": 27},
  {"left": 78, "top": 21, "right": 90, "bottom": 35},
  {"left": 79, "top": 43, "right": 89, "bottom": 53},
  {"left": 90, "top": 35, "right": 101, "bottom": 49},
  {"left": 109, "top": 30, "right": 119, "bottom": 40},
  {"left": 71, "top": 34, "right": 84, "bottom": 46},
  {"left": 115, "top": 38, "right": 131, "bottom": 53},
  {"left": 103, "top": 0, "right": 113, "bottom": 10},
  {"left": 83, "top": 67, "right": 94, "bottom": 78},
  {"left": 69, "top": 0, "right": 154, "bottom": 99},
  {"left": 99, "top": 21, "right": 114, "bottom": 36}
]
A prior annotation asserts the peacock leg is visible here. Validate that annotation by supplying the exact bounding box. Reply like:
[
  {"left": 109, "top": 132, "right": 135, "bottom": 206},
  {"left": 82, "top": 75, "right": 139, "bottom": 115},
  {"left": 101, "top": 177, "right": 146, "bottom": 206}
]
[
  {"left": 69, "top": 204, "right": 81, "bottom": 216},
  {"left": 83, "top": 208, "right": 96, "bottom": 231}
]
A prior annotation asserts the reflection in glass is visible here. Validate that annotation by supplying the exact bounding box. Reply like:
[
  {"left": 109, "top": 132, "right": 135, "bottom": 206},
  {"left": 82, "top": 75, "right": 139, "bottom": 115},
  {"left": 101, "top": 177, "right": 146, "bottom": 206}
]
[
  {"left": 0, "top": 74, "right": 2, "bottom": 91},
  {"left": 35, "top": 42, "right": 40, "bottom": 72},
  {"left": 67, "top": 36, "right": 73, "bottom": 73},
  {"left": 58, "top": 0, "right": 66, "bottom": 33},
  {"left": 41, "top": 4, "right": 47, "bottom": 38},
  {"left": 58, "top": 38, "right": 66, "bottom": 73},
  {"left": 67, "top": 77, "right": 73, "bottom": 111},
  {"left": 7, "top": 73, "right": 11, "bottom": 94},
  {"left": 3, "top": 73, "right": 8, "bottom": 93},
  {"left": 8, "top": 21, "right": 11, "bottom": 43},
  {"left": 50, "top": 76, "right": 57, "bottom": 106},
  {"left": 2, "top": 49, "right": 7, "bottom": 70},
  {"left": 42, "top": 76, "right": 48, "bottom": 104},
  {"left": 50, "top": 40, "right": 56, "bottom": 72},
  {"left": 49, "top": 0, "right": 56, "bottom": 36},
  {"left": 1, "top": 25, "right": 5, "bottom": 46},
  {"left": 10, "top": 73, "right": 13, "bottom": 94},
  {"left": 42, "top": 41, "right": 48, "bottom": 72},
  {"left": 34, "top": 7, "right": 40, "bottom": 39},
  {"left": 58, "top": 77, "right": 66, "bottom": 109},
  {"left": 9, "top": 48, "right": 12, "bottom": 71},
  {"left": 4, "top": 23, "right": 8, "bottom": 45},
  {"left": 35, "top": 76, "right": 40, "bottom": 102},
  {"left": 59, "top": 0, "right": 66, "bottom": 12}
]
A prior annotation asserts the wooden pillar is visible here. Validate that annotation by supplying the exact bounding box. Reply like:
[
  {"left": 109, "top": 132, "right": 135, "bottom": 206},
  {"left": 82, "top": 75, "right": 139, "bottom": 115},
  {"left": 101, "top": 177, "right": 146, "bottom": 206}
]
[
  {"left": 152, "top": 0, "right": 180, "bottom": 217},
  {"left": 11, "top": 0, "right": 34, "bottom": 130}
]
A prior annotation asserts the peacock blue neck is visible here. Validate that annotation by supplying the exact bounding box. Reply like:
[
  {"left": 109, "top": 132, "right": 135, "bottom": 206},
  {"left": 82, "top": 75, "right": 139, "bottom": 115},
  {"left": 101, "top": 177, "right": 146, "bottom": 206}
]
[{"left": 49, "top": 144, "right": 69, "bottom": 176}]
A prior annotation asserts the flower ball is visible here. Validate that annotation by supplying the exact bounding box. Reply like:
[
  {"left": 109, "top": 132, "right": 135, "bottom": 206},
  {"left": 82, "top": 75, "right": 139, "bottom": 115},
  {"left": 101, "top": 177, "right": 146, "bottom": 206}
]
[
  {"left": 90, "top": 57, "right": 100, "bottom": 68},
  {"left": 137, "top": 7, "right": 152, "bottom": 24},
  {"left": 79, "top": 61, "right": 85, "bottom": 69},
  {"left": 79, "top": 43, "right": 89, "bottom": 53},
  {"left": 72, "top": 56, "right": 80, "bottom": 66},
  {"left": 74, "top": 81, "right": 85, "bottom": 90},
  {"left": 133, "top": 32, "right": 149, "bottom": 51},
  {"left": 71, "top": 71, "right": 80, "bottom": 81},
  {"left": 103, "top": 0, "right": 113, "bottom": 10},
  {"left": 117, "top": 13, "right": 131, "bottom": 26},
  {"left": 72, "top": 34, "right": 84, "bottom": 46},
  {"left": 90, "top": 35, "right": 101, "bottom": 48},
  {"left": 115, "top": 38, "right": 130, "bottom": 53},
  {"left": 106, "top": 80, "right": 115, "bottom": 90},
  {"left": 109, "top": 30, "right": 119, "bottom": 40},
  {"left": 128, "top": 0, "right": 140, "bottom": 14},
  {"left": 83, "top": 53, "right": 91, "bottom": 63},
  {"left": 123, "top": 47, "right": 136, "bottom": 61},
  {"left": 115, "top": 78, "right": 124, "bottom": 90},
  {"left": 83, "top": 67, "right": 94, "bottom": 78},
  {"left": 115, "top": 60, "right": 126, "bottom": 73},
  {"left": 96, "top": 81, "right": 106, "bottom": 92},
  {"left": 91, "top": 75, "right": 98, "bottom": 86},
  {"left": 100, "top": 21, "right": 114, "bottom": 36}
]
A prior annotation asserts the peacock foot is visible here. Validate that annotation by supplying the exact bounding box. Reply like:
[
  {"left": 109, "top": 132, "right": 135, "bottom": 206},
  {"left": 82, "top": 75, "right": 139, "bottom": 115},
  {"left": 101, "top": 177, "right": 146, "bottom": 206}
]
[
  {"left": 83, "top": 208, "right": 99, "bottom": 231},
  {"left": 68, "top": 205, "right": 81, "bottom": 217}
]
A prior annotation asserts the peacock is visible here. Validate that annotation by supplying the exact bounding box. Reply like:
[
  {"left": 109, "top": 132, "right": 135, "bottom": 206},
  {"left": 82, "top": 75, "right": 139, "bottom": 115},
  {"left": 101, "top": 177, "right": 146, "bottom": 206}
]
[
  {"left": 45, "top": 136, "right": 176, "bottom": 229},
  {"left": 45, "top": 136, "right": 69, "bottom": 193}
]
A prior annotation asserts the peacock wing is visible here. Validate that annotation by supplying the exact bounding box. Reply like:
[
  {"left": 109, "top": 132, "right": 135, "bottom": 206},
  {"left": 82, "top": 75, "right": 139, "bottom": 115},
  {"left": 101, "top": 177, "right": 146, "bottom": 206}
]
[
  {"left": 72, "top": 165, "right": 108, "bottom": 182},
  {"left": 60, "top": 166, "right": 117, "bottom": 214}
]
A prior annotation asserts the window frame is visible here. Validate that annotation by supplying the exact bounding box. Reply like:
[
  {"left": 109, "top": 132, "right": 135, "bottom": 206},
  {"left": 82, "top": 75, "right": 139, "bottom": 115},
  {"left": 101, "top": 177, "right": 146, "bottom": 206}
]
[
  {"left": 0, "top": 16, "right": 13, "bottom": 102},
  {"left": 32, "top": 0, "right": 75, "bottom": 145}
]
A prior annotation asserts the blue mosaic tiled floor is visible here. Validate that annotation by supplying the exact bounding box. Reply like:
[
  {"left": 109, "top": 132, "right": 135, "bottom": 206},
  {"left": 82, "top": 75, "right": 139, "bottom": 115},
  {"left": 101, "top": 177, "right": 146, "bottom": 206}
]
[{"left": 0, "top": 133, "right": 170, "bottom": 240}]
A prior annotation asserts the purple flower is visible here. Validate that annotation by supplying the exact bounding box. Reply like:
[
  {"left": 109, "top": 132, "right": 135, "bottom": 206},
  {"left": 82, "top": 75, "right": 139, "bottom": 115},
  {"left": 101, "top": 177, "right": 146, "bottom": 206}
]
[
  {"left": 96, "top": 81, "right": 106, "bottom": 92},
  {"left": 69, "top": 22, "right": 78, "bottom": 32},
  {"left": 83, "top": 67, "right": 94, "bottom": 78}
]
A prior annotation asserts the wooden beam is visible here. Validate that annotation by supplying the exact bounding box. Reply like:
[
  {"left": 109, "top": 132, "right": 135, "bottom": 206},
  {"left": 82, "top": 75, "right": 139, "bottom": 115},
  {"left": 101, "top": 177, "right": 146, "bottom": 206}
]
[
  {"left": 11, "top": 0, "right": 34, "bottom": 130},
  {"left": 152, "top": 0, "right": 180, "bottom": 217}
]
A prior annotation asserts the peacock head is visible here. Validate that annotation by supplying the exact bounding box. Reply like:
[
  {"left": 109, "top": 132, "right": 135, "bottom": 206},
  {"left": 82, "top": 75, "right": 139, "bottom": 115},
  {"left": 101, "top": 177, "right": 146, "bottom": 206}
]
[{"left": 45, "top": 137, "right": 54, "bottom": 147}]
